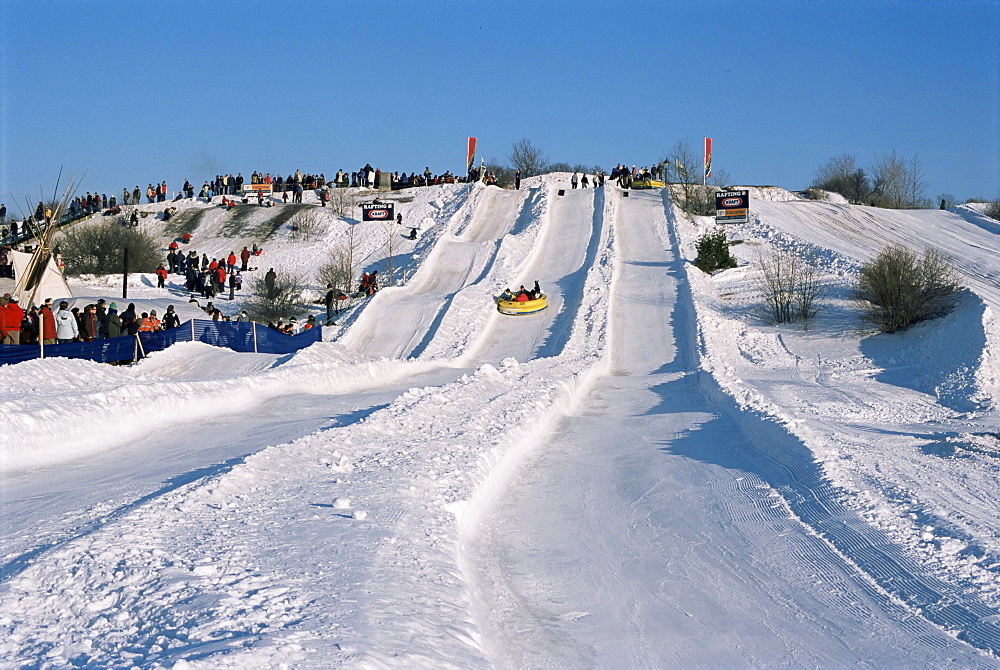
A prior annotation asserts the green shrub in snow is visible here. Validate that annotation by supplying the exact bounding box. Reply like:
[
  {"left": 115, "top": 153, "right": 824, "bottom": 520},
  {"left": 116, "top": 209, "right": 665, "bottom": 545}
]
[{"left": 694, "top": 228, "right": 737, "bottom": 274}]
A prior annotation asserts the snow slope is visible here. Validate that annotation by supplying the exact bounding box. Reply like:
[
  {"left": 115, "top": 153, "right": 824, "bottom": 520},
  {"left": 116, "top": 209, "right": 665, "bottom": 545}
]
[{"left": 1, "top": 178, "right": 999, "bottom": 668}]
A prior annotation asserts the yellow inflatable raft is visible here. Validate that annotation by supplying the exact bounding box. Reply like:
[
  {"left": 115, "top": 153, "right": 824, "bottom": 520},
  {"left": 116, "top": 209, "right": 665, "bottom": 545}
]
[
  {"left": 630, "top": 178, "right": 665, "bottom": 189},
  {"left": 497, "top": 293, "right": 548, "bottom": 315}
]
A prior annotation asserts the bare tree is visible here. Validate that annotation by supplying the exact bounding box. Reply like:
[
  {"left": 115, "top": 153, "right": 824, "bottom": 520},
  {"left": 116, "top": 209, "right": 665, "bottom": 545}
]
[
  {"left": 329, "top": 187, "right": 355, "bottom": 218},
  {"left": 244, "top": 270, "right": 305, "bottom": 323},
  {"left": 664, "top": 140, "right": 715, "bottom": 215},
  {"left": 811, "top": 154, "right": 870, "bottom": 203},
  {"left": 484, "top": 159, "right": 515, "bottom": 187},
  {"left": 853, "top": 245, "right": 959, "bottom": 332},
  {"left": 709, "top": 167, "right": 732, "bottom": 189},
  {"left": 508, "top": 139, "right": 548, "bottom": 177},
  {"left": 756, "top": 251, "right": 824, "bottom": 327},
  {"left": 317, "top": 248, "right": 355, "bottom": 296},
  {"left": 869, "top": 151, "right": 926, "bottom": 209},
  {"left": 905, "top": 154, "right": 929, "bottom": 208},
  {"left": 382, "top": 218, "right": 399, "bottom": 287},
  {"left": 290, "top": 209, "right": 323, "bottom": 241}
]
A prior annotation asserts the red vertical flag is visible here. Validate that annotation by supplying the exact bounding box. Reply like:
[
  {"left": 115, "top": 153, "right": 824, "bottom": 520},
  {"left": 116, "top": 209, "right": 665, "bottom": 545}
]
[
  {"left": 467, "top": 137, "right": 477, "bottom": 177},
  {"left": 704, "top": 137, "right": 713, "bottom": 183}
]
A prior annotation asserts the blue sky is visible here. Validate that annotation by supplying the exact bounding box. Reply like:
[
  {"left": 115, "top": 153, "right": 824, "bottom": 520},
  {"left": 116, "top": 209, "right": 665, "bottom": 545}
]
[{"left": 2, "top": 0, "right": 997, "bottom": 210}]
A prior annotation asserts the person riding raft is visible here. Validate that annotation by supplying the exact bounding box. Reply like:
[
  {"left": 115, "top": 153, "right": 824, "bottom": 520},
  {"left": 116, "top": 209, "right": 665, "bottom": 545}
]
[{"left": 502, "top": 280, "right": 541, "bottom": 302}]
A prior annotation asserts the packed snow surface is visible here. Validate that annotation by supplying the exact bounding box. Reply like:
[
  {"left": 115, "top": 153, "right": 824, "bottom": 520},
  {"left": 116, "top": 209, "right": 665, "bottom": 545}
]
[{"left": 1, "top": 178, "right": 999, "bottom": 668}]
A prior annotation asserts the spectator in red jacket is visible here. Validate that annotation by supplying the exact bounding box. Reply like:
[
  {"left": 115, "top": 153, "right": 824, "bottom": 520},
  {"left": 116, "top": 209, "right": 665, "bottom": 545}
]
[
  {"left": 215, "top": 265, "right": 227, "bottom": 294},
  {"left": 156, "top": 264, "right": 168, "bottom": 289},
  {"left": 1, "top": 293, "right": 24, "bottom": 344},
  {"left": 40, "top": 300, "right": 57, "bottom": 344}
]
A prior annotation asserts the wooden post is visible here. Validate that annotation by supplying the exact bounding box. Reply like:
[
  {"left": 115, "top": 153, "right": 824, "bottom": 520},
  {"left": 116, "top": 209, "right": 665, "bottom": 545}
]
[{"left": 123, "top": 246, "right": 129, "bottom": 300}]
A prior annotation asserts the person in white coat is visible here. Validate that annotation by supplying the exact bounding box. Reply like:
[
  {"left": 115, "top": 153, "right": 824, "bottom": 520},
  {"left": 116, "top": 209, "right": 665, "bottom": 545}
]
[{"left": 54, "top": 300, "right": 79, "bottom": 344}]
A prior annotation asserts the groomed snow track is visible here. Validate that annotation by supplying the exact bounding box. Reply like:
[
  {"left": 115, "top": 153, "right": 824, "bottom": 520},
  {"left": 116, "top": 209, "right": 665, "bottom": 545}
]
[{"left": 0, "top": 179, "right": 997, "bottom": 667}]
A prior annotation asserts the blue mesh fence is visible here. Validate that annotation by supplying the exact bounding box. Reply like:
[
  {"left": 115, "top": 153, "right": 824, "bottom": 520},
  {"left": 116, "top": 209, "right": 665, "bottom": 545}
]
[{"left": 0, "top": 320, "right": 322, "bottom": 366}]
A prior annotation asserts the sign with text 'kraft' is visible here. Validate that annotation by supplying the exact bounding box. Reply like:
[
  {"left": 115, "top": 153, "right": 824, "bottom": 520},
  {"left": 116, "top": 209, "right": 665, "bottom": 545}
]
[
  {"left": 715, "top": 189, "right": 749, "bottom": 224},
  {"left": 362, "top": 202, "right": 395, "bottom": 222}
]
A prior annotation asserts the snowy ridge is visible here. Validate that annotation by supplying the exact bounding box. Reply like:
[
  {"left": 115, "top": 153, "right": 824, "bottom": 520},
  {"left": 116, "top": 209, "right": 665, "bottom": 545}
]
[{"left": 676, "top": 194, "right": 1000, "bottom": 655}]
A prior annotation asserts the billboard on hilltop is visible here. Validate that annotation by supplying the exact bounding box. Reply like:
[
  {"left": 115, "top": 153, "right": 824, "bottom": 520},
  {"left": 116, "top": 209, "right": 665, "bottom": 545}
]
[{"left": 715, "top": 189, "right": 749, "bottom": 224}]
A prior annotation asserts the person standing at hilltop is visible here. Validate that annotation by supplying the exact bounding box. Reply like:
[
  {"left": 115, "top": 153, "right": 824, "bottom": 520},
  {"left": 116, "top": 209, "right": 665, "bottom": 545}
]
[{"left": 265, "top": 268, "right": 277, "bottom": 300}]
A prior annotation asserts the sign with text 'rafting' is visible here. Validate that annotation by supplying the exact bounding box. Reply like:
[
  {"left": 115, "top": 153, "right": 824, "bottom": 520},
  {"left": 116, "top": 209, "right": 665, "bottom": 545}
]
[
  {"left": 715, "top": 189, "right": 749, "bottom": 224},
  {"left": 362, "top": 202, "right": 395, "bottom": 222}
]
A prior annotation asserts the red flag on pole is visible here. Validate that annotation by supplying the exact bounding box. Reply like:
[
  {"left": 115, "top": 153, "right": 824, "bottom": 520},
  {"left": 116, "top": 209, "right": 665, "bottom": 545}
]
[
  {"left": 704, "top": 137, "right": 713, "bottom": 183},
  {"left": 467, "top": 137, "right": 477, "bottom": 178}
]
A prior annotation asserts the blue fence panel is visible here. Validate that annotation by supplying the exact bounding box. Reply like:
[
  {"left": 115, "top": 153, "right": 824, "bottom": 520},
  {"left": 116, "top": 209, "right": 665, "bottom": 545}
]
[
  {"left": 138, "top": 327, "right": 188, "bottom": 353},
  {"left": 192, "top": 321, "right": 257, "bottom": 352},
  {"left": 254, "top": 323, "right": 323, "bottom": 354},
  {"left": 0, "top": 320, "right": 322, "bottom": 366},
  {"left": 47, "top": 337, "right": 138, "bottom": 363},
  {"left": 0, "top": 343, "right": 44, "bottom": 366}
]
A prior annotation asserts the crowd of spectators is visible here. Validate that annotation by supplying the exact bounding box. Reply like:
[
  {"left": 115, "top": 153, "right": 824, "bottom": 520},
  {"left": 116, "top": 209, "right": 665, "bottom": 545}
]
[{"left": 0, "top": 294, "right": 182, "bottom": 346}]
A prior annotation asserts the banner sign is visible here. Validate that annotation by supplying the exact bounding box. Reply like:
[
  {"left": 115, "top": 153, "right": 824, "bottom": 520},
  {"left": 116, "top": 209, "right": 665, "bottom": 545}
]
[
  {"left": 704, "top": 137, "right": 713, "bottom": 182},
  {"left": 715, "top": 189, "right": 749, "bottom": 224},
  {"left": 467, "top": 137, "right": 477, "bottom": 175},
  {"left": 242, "top": 183, "right": 273, "bottom": 195},
  {"left": 362, "top": 202, "right": 395, "bottom": 222}
]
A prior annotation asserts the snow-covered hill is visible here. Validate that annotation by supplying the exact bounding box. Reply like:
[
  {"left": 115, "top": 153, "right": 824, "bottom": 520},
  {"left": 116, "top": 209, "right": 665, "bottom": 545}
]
[{"left": 1, "top": 178, "right": 998, "bottom": 668}]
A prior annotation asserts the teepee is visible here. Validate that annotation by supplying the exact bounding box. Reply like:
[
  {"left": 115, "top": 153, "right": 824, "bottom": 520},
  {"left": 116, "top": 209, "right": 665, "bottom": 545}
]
[{"left": 11, "top": 171, "right": 81, "bottom": 308}]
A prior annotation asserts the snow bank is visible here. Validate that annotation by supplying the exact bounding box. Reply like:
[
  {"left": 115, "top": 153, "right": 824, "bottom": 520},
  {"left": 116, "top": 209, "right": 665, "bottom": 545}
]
[{"left": 674, "top": 198, "right": 1000, "bottom": 615}]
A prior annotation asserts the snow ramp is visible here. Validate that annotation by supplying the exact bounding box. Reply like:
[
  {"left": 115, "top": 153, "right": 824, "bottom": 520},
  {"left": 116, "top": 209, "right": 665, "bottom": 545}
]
[
  {"left": 461, "top": 188, "right": 997, "bottom": 668},
  {"left": 339, "top": 184, "right": 532, "bottom": 360},
  {"left": 339, "top": 179, "right": 609, "bottom": 364}
]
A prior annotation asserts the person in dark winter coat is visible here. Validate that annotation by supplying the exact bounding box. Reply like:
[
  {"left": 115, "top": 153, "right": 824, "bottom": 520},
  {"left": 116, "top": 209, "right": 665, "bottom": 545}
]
[
  {"left": 104, "top": 304, "right": 122, "bottom": 338},
  {"left": 81, "top": 304, "right": 100, "bottom": 341},
  {"left": 324, "top": 284, "right": 336, "bottom": 325},
  {"left": 120, "top": 303, "right": 139, "bottom": 335},
  {"left": 264, "top": 268, "right": 277, "bottom": 299},
  {"left": 163, "top": 304, "right": 181, "bottom": 329}
]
